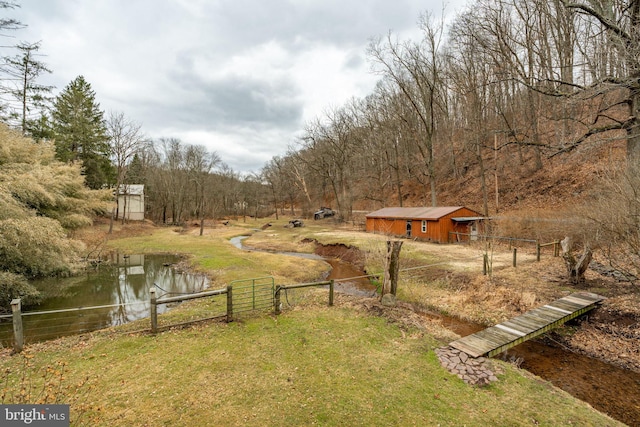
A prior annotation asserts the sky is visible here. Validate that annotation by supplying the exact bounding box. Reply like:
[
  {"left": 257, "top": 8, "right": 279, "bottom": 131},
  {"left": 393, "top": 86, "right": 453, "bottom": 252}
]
[{"left": 8, "top": 0, "right": 466, "bottom": 174}]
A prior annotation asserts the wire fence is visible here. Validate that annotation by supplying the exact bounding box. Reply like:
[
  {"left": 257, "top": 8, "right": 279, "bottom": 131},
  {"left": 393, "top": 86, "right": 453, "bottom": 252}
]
[
  {"left": 0, "top": 301, "right": 149, "bottom": 348},
  {"left": 3, "top": 243, "right": 558, "bottom": 352}
]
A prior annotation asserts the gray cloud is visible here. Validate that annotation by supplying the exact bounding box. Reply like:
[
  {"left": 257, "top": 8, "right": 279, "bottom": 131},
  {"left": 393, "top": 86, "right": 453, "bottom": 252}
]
[{"left": 7, "top": 0, "right": 464, "bottom": 172}]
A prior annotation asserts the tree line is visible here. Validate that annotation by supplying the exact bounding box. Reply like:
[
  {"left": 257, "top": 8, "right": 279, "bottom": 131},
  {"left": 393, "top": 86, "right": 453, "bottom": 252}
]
[
  {"left": 0, "top": 1, "right": 255, "bottom": 309},
  {"left": 2, "top": 0, "right": 640, "bottom": 297},
  {"left": 0, "top": 2, "right": 257, "bottom": 226},
  {"left": 261, "top": 0, "right": 640, "bottom": 220}
]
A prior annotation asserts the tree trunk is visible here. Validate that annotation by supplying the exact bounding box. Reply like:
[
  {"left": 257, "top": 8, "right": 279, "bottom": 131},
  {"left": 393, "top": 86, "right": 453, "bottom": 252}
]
[
  {"left": 628, "top": 87, "right": 640, "bottom": 161},
  {"left": 560, "top": 236, "right": 593, "bottom": 284},
  {"left": 108, "top": 206, "right": 115, "bottom": 234},
  {"left": 477, "top": 138, "right": 489, "bottom": 216},
  {"left": 199, "top": 198, "right": 205, "bottom": 236},
  {"left": 121, "top": 192, "right": 128, "bottom": 225}
]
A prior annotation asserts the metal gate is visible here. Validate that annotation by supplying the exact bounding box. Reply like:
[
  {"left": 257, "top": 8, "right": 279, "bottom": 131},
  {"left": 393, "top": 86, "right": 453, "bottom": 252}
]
[{"left": 229, "top": 276, "right": 275, "bottom": 316}]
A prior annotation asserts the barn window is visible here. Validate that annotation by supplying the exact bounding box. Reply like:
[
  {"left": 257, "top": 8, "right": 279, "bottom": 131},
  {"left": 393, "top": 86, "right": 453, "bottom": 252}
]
[{"left": 421, "top": 220, "right": 427, "bottom": 233}]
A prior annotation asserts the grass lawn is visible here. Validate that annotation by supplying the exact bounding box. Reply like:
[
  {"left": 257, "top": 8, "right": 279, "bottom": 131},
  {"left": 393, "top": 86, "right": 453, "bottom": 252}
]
[
  {"left": 0, "top": 296, "right": 621, "bottom": 426},
  {"left": 0, "top": 219, "right": 623, "bottom": 426}
]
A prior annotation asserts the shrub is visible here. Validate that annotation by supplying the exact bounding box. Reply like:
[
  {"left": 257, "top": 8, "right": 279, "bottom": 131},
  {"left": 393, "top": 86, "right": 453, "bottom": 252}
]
[
  {"left": 0, "top": 271, "right": 41, "bottom": 312},
  {"left": 0, "top": 217, "right": 84, "bottom": 278}
]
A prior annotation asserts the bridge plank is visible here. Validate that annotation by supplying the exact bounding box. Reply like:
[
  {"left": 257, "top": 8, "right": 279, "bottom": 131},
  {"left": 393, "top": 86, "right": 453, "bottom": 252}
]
[{"left": 449, "top": 292, "right": 605, "bottom": 358}]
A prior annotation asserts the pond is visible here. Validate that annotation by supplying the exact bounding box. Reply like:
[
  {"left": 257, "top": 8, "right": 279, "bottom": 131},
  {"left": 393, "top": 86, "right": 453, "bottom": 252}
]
[{"left": 0, "top": 253, "right": 209, "bottom": 346}]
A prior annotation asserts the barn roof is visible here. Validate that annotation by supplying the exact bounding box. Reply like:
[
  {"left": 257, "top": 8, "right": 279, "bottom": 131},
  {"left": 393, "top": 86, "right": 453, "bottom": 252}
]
[{"left": 366, "top": 206, "right": 479, "bottom": 220}]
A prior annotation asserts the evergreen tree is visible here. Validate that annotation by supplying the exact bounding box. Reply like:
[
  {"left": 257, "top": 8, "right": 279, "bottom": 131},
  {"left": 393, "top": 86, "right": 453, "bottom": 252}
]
[
  {"left": 25, "top": 111, "right": 54, "bottom": 141},
  {"left": 51, "top": 75, "right": 114, "bottom": 189},
  {"left": 2, "top": 41, "right": 53, "bottom": 135}
]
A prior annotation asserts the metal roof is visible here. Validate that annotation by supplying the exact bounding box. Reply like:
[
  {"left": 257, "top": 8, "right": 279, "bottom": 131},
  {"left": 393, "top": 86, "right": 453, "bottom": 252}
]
[
  {"left": 452, "top": 216, "right": 485, "bottom": 222},
  {"left": 117, "top": 184, "right": 144, "bottom": 195},
  {"left": 365, "top": 206, "right": 477, "bottom": 220}
]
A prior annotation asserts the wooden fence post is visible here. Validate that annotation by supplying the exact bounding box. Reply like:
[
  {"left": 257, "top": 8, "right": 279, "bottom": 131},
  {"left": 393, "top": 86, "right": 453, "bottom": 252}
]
[
  {"left": 149, "top": 286, "right": 157, "bottom": 333},
  {"left": 274, "top": 286, "right": 281, "bottom": 315},
  {"left": 11, "top": 298, "right": 23, "bottom": 353},
  {"left": 226, "top": 284, "right": 233, "bottom": 322},
  {"left": 483, "top": 254, "right": 488, "bottom": 275},
  {"left": 329, "top": 280, "right": 334, "bottom": 306},
  {"left": 513, "top": 248, "right": 517, "bottom": 267},
  {"left": 536, "top": 242, "right": 541, "bottom": 262},
  {"left": 382, "top": 240, "right": 403, "bottom": 298}
]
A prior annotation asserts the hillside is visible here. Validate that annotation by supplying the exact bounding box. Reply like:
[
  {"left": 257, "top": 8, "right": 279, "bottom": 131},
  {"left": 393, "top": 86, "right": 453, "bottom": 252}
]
[{"left": 413, "top": 137, "right": 627, "bottom": 217}]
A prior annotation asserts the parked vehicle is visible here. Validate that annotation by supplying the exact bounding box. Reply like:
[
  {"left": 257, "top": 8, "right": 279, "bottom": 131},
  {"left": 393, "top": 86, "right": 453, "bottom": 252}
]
[{"left": 314, "top": 207, "right": 335, "bottom": 220}]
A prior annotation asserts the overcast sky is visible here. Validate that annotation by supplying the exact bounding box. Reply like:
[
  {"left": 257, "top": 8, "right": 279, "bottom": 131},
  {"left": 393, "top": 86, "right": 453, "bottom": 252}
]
[{"left": 9, "top": 0, "right": 466, "bottom": 173}]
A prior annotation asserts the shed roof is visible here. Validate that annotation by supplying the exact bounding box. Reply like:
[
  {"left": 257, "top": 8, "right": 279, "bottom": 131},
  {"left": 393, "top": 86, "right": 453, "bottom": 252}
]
[
  {"left": 452, "top": 216, "right": 485, "bottom": 222},
  {"left": 366, "top": 206, "right": 479, "bottom": 220},
  {"left": 117, "top": 184, "right": 144, "bottom": 195}
]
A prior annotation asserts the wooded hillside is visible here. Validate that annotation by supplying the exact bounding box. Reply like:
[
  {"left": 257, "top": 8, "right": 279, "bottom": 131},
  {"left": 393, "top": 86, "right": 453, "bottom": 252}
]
[{"left": 261, "top": 0, "right": 638, "bottom": 221}]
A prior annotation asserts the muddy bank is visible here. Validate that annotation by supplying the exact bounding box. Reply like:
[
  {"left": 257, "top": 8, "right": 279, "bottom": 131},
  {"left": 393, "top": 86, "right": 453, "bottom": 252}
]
[
  {"left": 304, "top": 238, "right": 365, "bottom": 268},
  {"left": 551, "top": 302, "right": 640, "bottom": 374}
]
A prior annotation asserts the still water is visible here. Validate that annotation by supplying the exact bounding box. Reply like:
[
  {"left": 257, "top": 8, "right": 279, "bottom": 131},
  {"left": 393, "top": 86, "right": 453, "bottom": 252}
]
[{"left": 0, "top": 253, "right": 209, "bottom": 346}]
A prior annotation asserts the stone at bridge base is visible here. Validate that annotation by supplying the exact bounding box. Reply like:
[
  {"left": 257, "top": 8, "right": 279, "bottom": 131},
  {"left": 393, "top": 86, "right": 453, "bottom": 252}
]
[{"left": 435, "top": 346, "right": 499, "bottom": 386}]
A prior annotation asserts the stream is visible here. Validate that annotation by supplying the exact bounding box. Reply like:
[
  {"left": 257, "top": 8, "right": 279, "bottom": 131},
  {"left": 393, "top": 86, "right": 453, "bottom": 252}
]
[
  {"left": 425, "top": 311, "right": 640, "bottom": 426},
  {"left": 231, "top": 235, "right": 640, "bottom": 426}
]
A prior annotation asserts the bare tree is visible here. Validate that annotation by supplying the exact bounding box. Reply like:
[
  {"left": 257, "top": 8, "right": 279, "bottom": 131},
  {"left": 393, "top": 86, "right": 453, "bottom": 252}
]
[
  {"left": 297, "top": 105, "right": 362, "bottom": 220},
  {"left": 368, "top": 13, "right": 446, "bottom": 207},
  {"left": 559, "top": 0, "right": 640, "bottom": 159},
  {"left": 185, "top": 144, "right": 220, "bottom": 235},
  {"left": 107, "top": 111, "right": 148, "bottom": 231}
]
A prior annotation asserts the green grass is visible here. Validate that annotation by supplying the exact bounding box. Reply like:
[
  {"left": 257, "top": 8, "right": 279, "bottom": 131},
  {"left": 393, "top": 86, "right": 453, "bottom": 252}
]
[
  {"left": 0, "top": 299, "right": 621, "bottom": 426},
  {"left": 104, "top": 225, "right": 328, "bottom": 285},
  {"left": 0, "top": 221, "right": 623, "bottom": 426}
]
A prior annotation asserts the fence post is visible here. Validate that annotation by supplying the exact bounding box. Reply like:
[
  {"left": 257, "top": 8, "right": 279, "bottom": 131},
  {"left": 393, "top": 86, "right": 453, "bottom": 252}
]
[
  {"left": 149, "top": 285, "right": 157, "bottom": 333},
  {"left": 513, "top": 248, "right": 517, "bottom": 267},
  {"left": 483, "top": 254, "right": 488, "bottom": 275},
  {"left": 11, "top": 298, "right": 23, "bottom": 353},
  {"left": 554, "top": 240, "right": 560, "bottom": 257},
  {"left": 226, "top": 284, "right": 233, "bottom": 322},
  {"left": 252, "top": 279, "right": 256, "bottom": 310},
  {"left": 536, "top": 241, "right": 541, "bottom": 262},
  {"left": 274, "top": 286, "right": 281, "bottom": 315},
  {"left": 329, "top": 280, "right": 334, "bottom": 306}
]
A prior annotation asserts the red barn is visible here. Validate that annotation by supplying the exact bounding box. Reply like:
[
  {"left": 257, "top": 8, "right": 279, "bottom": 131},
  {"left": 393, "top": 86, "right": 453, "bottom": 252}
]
[{"left": 365, "top": 206, "right": 483, "bottom": 243}]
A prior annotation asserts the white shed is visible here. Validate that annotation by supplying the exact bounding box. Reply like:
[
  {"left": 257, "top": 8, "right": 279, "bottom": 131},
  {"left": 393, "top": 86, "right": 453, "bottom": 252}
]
[{"left": 117, "top": 184, "right": 145, "bottom": 221}]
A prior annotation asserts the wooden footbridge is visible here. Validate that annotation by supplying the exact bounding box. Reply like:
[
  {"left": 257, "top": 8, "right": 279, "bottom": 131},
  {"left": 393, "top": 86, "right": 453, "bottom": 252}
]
[{"left": 450, "top": 292, "right": 605, "bottom": 358}]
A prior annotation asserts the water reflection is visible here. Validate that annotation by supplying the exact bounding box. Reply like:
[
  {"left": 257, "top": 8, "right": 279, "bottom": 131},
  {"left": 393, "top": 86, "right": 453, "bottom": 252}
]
[{"left": 0, "top": 254, "right": 209, "bottom": 345}]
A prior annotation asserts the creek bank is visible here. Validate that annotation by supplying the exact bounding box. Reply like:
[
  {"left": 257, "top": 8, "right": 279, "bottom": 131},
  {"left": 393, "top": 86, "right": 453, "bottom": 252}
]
[
  {"left": 305, "top": 237, "right": 640, "bottom": 374},
  {"left": 305, "top": 239, "right": 640, "bottom": 424},
  {"left": 303, "top": 238, "right": 365, "bottom": 268}
]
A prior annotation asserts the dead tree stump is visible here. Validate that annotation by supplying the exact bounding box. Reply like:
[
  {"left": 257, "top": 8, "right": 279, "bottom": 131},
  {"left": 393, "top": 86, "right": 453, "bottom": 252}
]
[{"left": 560, "top": 236, "right": 592, "bottom": 284}]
